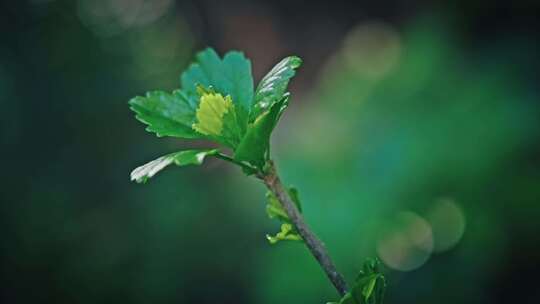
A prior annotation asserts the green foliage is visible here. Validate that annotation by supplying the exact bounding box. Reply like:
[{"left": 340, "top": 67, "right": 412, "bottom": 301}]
[
  {"left": 129, "top": 48, "right": 302, "bottom": 177},
  {"left": 128, "top": 48, "right": 387, "bottom": 304},
  {"left": 252, "top": 56, "right": 302, "bottom": 120},
  {"left": 328, "top": 259, "right": 386, "bottom": 304},
  {"left": 129, "top": 91, "right": 198, "bottom": 138},
  {"left": 130, "top": 149, "right": 219, "bottom": 183},
  {"left": 234, "top": 95, "right": 290, "bottom": 168},
  {"left": 192, "top": 92, "right": 243, "bottom": 148},
  {"left": 267, "top": 223, "right": 302, "bottom": 244},
  {"left": 181, "top": 49, "right": 254, "bottom": 134},
  {"left": 265, "top": 186, "right": 303, "bottom": 244}
]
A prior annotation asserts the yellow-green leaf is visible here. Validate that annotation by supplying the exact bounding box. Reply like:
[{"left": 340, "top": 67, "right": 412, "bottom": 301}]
[
  {"left": 192, "top": 93, "right": 234, "bottom": 136},
  {"left": 266, "top": 223, "right": 302, "bottom": 244}
]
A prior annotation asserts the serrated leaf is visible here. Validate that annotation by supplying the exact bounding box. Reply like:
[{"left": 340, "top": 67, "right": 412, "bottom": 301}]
[
  {"left": 180, "top": 48, "right": 253, "bottom": 134},
  {"left": 129, "top": 91, "right": 199, "bottom": 138},
  {"left": 234, "top": 95, "right": 289, "bottom": 168},
  {"left": 251, "top": 56, "right": 302, "bottom": 120},
  {"left": 192, "top": 93, "right": 233, "bottom": 136},
  {"left": 191, "top": 92, "right": 243, "bottom": 148},
  {"left": 222, "top": 51, "right": 254, "bottom": 112},
  {"left": 130, "top": 149, "right": 218, "bottom": 183}
]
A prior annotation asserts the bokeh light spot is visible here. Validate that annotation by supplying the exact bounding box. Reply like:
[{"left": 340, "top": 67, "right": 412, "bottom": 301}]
[
  {"left": 426, "top": 198, "right": 466, "bottom": 253},
  {"left": 342, "top": 21, "right": 401, "bottom": 79},
  {"left": 377, "top": 211, "right": 433, "bottom": 271}
]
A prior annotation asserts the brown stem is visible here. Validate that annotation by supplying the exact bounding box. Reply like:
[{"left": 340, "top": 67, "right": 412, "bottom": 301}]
[{"left": 260, "top": 161, "right": 349, "bottom": 296}]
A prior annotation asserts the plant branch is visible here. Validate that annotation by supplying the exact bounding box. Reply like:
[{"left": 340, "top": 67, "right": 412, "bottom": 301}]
[{"left": 260, "top": 161, "right": 349, "bottom": 296}]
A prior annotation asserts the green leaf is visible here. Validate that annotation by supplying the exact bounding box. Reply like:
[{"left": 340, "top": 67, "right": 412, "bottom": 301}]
[
  {"left": 327, "top": 293, "right": 355, "bottom": 304},
  {"left": 251, "top": 56, "right": 302, "bottom": 120},
  {"left": 266, "top": 187, "right": 301, "bottom": 219},
  {"left": 339, "top": 293, "right": 356, "bottom": 304},
  {"left": 191, "top": 92, "right": 243, "bottom": 148},
  {"left": 180, "top": 48, "right": 253, "bottom": 133},
  {"left": 330, "top": 258, "right": 386, "bottom": 304},
  {"left": 266, "top": 223, "right": 302, "bottom": 244},
  {"left": 192, "top": 93, "right": 233, "bottom": 136},
  {"left": 129, "top": 91, "right": 199, "bottom": 138},
  {"left": 352, "top": 258, "right": 386, "bottom": 304},
  {"left": 130, "top": 149, "right": 218, "bottom": 183},
  {"left": 180, "top": 48, "right": 219, "bottom": 102},
  {"left": 234, "top": 95, "right": 289, "bottom": 168},
  {"left": 265, "top": 187, "right": 303, "bottom": 244},
  {"left": 265, "top": 191, "right": 289, "bottom": 222},
  {"left": 288, "top": 186, "right": 302, "bottom": 212},
  {"left": 222, "top": 51, "right": 254, "bottom": 112}
]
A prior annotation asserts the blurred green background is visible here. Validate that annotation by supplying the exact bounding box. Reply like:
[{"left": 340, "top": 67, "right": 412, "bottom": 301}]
[{"left": 1, "top": 1, "right": 539, "bottom": 303}]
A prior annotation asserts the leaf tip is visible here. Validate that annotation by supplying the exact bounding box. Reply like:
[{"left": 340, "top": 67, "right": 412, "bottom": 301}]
[{"left": 289, "top": 55, "right": 303, "bottom": 68}]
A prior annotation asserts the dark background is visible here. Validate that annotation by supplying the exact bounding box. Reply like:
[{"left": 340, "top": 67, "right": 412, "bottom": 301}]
[{"left": 1, "top": 0, "right": 539, "bottom": 303}]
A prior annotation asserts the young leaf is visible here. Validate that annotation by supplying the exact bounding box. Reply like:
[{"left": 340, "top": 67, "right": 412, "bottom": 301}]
[
  {"left": 180, "top": 48, "right": 253, "bottom": 133},
  {"left": 266, "top": 191, "right": 290, "bottom": 222},
  {"left": 192, "top": 92, "right": 243, "bottom": 148},
  {"left": 330, "top": 258, "right": 386, "bottom": 304},
  {"left": 353, "top": 258, "right": 386, "bottom": 304},
  {"left": 266, "top": 186, "right": 302, "bottom": 219},
  {"left": 129, "top": 91, "right": 199, "bottom": 138},
  {"left": 130, "top": 149, "right": 219, "bottom": 183},
  {"left": 265, "top": 187, "right": 303, "bottom": 244},
  {"left": 288, "top": 186, "right": 302, "bottom": 212},
  {"left": 234, "top": 95, "right": 289, "bottom": 168},
  {"left": 266, "top": 223, "right": 302, "bottom": 244},
  {"left": 192, "top": 93, "right": 233, "bottom": 136},
  {"left": 251, "top": 56, "right": 302, "bottom": 120},
  {"left": 339, "top": 293, "right": 356, "bottom": 304}
]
